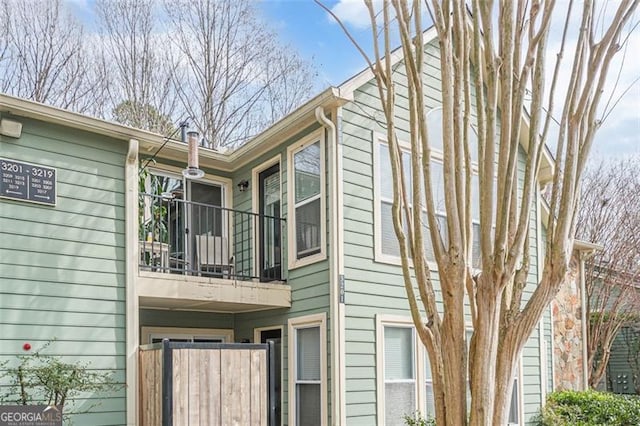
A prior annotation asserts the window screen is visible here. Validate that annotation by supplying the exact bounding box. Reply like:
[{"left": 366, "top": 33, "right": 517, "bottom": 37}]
[
  {"left": 384, "top": 326, "right": 416, "bottom": 426},
  {"left": 295, "top": 326, "right": 321, "bottom": 425}
]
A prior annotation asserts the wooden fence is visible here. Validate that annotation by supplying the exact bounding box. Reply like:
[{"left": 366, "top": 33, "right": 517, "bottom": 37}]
[{"left": 139, "top": 341, "right": 273, "bottom": 426}]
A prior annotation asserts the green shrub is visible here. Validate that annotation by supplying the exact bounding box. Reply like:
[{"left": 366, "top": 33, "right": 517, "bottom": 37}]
[
  {"left": 533, "top": 390, "right": 640, "bottom": 426},
  {"left": 404, "top": 411, "right": 436, "bottom": 426}
]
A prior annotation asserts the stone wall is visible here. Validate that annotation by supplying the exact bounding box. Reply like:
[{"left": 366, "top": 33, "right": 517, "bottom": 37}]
[{"left": 552, "top": 255, "right": 585, "bottom": 391}]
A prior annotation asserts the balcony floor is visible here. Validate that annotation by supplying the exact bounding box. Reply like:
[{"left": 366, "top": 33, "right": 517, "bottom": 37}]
[{"left": 137, "top": 271, "right": 291, "bottom": 313}]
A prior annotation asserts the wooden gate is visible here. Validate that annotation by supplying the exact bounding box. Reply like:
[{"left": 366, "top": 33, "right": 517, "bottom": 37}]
[{"left": 139, "top": 340, "right": 274, "bottom": 426}]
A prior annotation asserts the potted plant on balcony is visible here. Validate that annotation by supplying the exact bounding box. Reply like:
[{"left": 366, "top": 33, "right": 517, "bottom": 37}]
[{"left": 139, "top": 168, "right": 169, "bottom": 244}]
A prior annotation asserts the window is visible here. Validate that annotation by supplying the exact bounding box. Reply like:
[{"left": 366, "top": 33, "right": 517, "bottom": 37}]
[
  {"left": 289, "top": 313, "right": 327, "bottom": 426},
  {"left": 377, "top": 316, "right": 420, "bottom": 425},
  {"left": 288, "top": 132, "right": 325, "bottom": 268},
  {"left": 374, "top": 107, "right": 487, "bottom": 267},
  {"left": 508, "top": 365, "right": 522, "bottom": 425},
  {"left": 384, "top": 326, "right": 416, "bottom": 426},
  {"left": 424, "top": 352, "right": 435, "bottom": 420},
  {"left": 375, "top": 140, "right": 447, "bottom": 263},
  {"left": 377, "top": 318, "right": 521, "bottom": 425}
]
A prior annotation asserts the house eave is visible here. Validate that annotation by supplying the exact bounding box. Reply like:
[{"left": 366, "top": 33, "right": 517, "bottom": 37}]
[
  {"left": 227, "top": 87, "right": 349, "bottom": 168},
  {"left": 0, "top": 93, "right": 164, "bottom": 146},
  {"left": 573, "top": 239, "right": 603, "bottom": 253},
  {"left": 1, "top": 88, "right": 349, "bottom": 174}
]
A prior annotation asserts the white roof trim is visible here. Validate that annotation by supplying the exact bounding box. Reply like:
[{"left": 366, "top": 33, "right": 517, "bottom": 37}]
[
  {"left": 0, "top": 93, "right": 164, "bottom": 146},
  {"left": 573, "top": 240, "right": 604, "bottom": 252}
]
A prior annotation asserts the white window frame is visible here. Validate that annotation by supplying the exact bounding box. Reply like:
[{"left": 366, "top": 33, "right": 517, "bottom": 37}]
[
  {"left": 375, "top": 319, "right": 522, "bottom": 425},
  {"left": 141, "top": 326, "right": 234, "bottom": 344},
  {"left": 287, "top": 131, "right": 326, "bottom": 269},
  {"left": 373, "top": 133, "right": 445, "bottom": 270},
  {"left": 376, "top": 315, "right": 423, "bottom": 425},
  {"left": 288, "top": 313, "right": 327, "bottom": 426},
  {"left": 373, "top": 120, "right": 484, "bottom": 269}
]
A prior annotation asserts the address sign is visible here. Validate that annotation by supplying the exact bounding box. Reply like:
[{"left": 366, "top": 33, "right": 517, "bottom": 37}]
[{"left": 0, "top": 158, "right": 57, "bottom": 206}]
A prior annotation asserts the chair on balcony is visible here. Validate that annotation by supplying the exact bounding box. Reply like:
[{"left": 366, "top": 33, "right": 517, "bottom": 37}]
[{"left": 195, "top": 234, "right": 234, "bottom": 278}]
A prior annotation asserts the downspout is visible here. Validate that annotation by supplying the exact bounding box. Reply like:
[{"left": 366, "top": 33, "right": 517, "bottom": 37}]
[
  {"left": 315, "top": 106, "right": 346, "bottom": 425},
  {"left": 125, "top": 139, "right": 139, "bottom": 425}
]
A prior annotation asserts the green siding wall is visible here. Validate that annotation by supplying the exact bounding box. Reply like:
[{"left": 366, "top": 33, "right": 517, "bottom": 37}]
[
  {"left": 0, "top": 116, "right": 127, "bottom": 425},
  {"left": 607, "top": 327, "right": 640, "bottom": 394},
  {"left": 340, "top": 38, "right": 545, "bottom": 425},
  {"left": 230, "top": 123, "right": 332, "bottom": 425}
]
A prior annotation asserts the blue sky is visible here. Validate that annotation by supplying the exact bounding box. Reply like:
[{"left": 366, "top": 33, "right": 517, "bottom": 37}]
[
  {"left": 65, "top": 0, "right": 638, "bottom": 160},
  {"left": 257, "top": 0, "right": 375, "bottom": 88}
]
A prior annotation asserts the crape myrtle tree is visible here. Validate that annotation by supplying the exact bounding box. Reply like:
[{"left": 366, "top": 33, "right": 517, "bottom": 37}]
[
  {"left": 576, "top": 160, "right": 640, "bottom": 389},
  {"left": 319, "top": 0, "right": 639, "bottom": 424}
]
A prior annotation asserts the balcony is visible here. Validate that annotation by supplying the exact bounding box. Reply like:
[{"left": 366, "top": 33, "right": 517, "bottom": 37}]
[{"left": 137, "top": 193, "right": 290, "bottom": 312}]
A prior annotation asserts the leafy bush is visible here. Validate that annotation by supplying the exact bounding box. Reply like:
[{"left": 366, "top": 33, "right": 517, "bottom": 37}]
[
  {"left": 533, "top": 390, "right": 640, "bottom": 426},
  {"left": 404, "top": 411, "right": 436, "bottom": 426},
  {"left": 0, "top": 341, "right": 120, "bottom": 422}
]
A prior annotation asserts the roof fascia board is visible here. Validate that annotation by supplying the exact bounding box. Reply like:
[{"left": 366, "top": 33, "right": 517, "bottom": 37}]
[
  {"left": 573, "top": 240, "right": 604, "bottom": 252},
  {"left": 0, "top": 93, "right": 163, "bottom": 146},
  {"left": 1, "top": 88, "right": 349, "bottom": 174}
]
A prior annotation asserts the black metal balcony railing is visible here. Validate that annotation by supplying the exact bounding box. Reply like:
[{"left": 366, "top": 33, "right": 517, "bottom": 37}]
[{"left": 138, "top": 193, "right": 285, "bottom": 282}]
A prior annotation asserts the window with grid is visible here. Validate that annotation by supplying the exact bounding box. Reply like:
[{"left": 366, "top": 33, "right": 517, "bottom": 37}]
[{"left": 377, "top": 144, "right": 448, "bottom": 261}]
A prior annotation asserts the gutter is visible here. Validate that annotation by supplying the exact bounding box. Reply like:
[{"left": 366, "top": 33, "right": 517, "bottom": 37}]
[
  {"left": 1, "top": 89, "right": 350, "bottom": 174},
  {"left": 125, "top": 139, "right": 140, "bottom": 425},
  {"left": 315, "top": 105, "right": 346, "bottom": 425}
]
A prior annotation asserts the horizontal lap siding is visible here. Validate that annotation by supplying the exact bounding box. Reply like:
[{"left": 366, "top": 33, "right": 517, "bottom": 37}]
[
  {"left": 232, "top": 123, "right": 332, "bottom": 425},
  {"left": 342, "top": 53, "right": 420, "bottom": 424},
  {"left": 0, "top": 116, "right": 127, "bottom": 425},
  {"left": 516, "top": 148, "right": 545, "bottom": 424}
]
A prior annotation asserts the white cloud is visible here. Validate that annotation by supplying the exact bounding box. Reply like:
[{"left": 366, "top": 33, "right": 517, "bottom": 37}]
[{"left": 329, "top": 0, "right": 382, "bottom": 29}]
